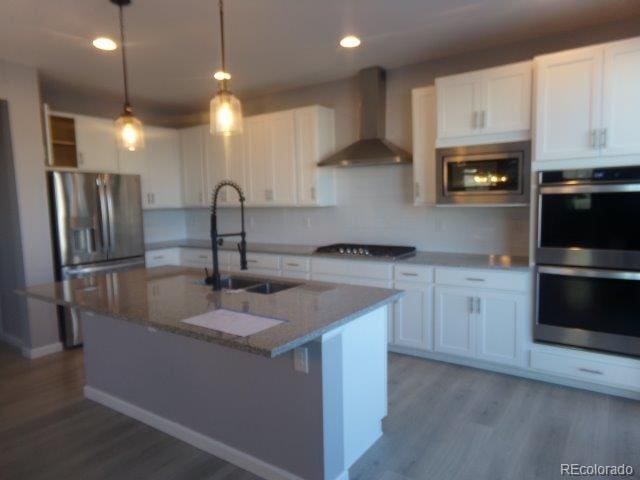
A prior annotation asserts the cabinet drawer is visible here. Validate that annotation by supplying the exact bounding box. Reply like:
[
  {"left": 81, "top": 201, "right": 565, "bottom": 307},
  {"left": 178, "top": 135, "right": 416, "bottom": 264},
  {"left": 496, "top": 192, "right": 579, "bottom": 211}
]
[
  {"left": 394, "top": 264, "right": 433, "bottom": 283},
  {"left": 229, "top": 252, "right": 281, "bottom": 271},
  {"left": 311, "top": 258, "right": 393, "bottom": 280},
  {"left": 180, "top": 248, "right": 212, "bottom": 266},
  {"left": 435, "top": 268, "right": 528, "bottom": 292},
  {"left": 145, "top": 248, "right": 181, "bottom": 267},
  {"left": 530, "top": 349, "right": 640, "bottom": 391},
  {"left": 281, "top": 256, "right": 310, "bottom": 272}
]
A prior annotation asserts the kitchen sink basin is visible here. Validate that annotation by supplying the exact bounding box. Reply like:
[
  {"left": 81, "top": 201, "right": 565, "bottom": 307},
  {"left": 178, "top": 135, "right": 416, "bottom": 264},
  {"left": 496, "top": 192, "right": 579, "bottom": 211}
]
[
  {"left": 244, "top": 281, "right": 301, "bottom": 295},
  {"left": 197, "top": 275, "right": 265, "bottom": 290}
]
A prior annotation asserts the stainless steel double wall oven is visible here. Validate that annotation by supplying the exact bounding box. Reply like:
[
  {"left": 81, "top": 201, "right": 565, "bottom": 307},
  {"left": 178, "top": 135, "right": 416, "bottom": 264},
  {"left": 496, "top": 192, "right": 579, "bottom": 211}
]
[{"left": 534, "top": 166, "right": 640, "bottom": 357}]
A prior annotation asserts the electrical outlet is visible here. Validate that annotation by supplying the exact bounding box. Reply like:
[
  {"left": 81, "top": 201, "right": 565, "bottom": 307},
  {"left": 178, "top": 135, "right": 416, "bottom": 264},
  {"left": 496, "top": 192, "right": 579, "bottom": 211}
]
[{"left": 293, "top": 347, "right": 309, "bottom": 373}]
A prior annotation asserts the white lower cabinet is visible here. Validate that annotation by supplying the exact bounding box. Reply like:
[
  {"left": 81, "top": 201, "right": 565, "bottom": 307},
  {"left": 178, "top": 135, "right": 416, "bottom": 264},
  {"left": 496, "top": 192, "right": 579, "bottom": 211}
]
[
  {"left": 393, "top": 282, "right": 433, "bottom": 351},
  {"left": 145, "top": 248, "right": 181, "bottom": 267},
  {"left": 434, "top": 286, "right": 476, "bottom": 358}
]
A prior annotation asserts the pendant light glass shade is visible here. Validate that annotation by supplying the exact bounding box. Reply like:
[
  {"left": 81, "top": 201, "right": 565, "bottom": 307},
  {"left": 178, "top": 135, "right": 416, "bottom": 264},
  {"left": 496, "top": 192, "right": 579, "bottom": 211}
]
[
  {"left": 210, "top": 88, "right": 243, "bottom": 136},
  {"left": 210, "top": 0, "right": 243, "bottom": 136},
  {"left": 115, "top": 108, "right": 145, "bottom": 151}
]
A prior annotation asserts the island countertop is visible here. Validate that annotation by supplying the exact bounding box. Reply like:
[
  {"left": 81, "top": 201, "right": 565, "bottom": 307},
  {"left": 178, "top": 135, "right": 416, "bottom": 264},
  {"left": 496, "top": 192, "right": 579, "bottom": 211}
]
[{"left": 19, "top": 266, "right": 402, "bottom": 357}]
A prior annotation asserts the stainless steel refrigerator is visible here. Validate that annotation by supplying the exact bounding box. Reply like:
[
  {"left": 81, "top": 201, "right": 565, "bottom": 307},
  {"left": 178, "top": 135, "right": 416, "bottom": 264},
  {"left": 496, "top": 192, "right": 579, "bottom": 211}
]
[{"left": 48, "top": 171, "right": 145, "bottom": 347}]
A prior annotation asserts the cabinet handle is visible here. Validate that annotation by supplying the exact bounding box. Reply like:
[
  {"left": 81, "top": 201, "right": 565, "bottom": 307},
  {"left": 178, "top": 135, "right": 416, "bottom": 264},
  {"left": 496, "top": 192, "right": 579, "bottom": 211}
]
[
  {"left": 77, "top": 152, "right": 84, "bottom": 166},
  {"left": 220, "top": 191, "right": 227, "bottom": 202},
  {"left": 467, "top": 297, "right": 474, "bottom": 314},
  {"left": 197, "top": 255, "right": 208, "bottom": 259},
  {"left": 472, "top": 111, "right": 479, "bottom": 128},
  {"left": 285, "top": 262, "right": 300, "bottom": 267},
  {"left": 414, "top": 182, "right": 420, "bottom": 199},
  {"left": 401, "top": 272, "right": 419, "bottom": 277},
  {"left": 578, "top": 367, "right": 603, "bottom": 375},
  {"left": 475, "top": 297, "right": 481, "bottom": 314},
  {"left": 153, "top": 255, "right": 164, "bottom": 260},
  {"left": 151, "top": 193, "right": 155, "bottom": 204},
  {"left": 465, "top": 277, "right": 485, "bottom": 282},
  {"left": 600, "top": 128, "right": 608, "bottom": 149},
  {"left": 247, "top": 259, "right": 258, "bottom": 264},
  {"left": 310, "top": 186, "right": 316, "bottom": 201},
  {"left": 590, "top": 129, "right": 598, "bottom": 149},
  {"left": 481, "top": 110, "right": 486, "bottom": 128}
]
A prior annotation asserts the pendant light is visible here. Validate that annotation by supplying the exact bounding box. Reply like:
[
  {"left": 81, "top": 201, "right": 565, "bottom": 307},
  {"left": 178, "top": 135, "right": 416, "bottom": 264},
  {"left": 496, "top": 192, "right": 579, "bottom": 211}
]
[
  {"left": 112, "top": 0, "right": 144, "bottom": 151},
  {"left": 210, "top": 0, "right": 243, "bottom": 136}
]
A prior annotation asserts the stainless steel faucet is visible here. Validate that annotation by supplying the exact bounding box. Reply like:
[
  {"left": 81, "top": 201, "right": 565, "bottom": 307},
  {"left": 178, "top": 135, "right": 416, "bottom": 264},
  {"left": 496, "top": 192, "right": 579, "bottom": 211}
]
[{"left": 209, "top": 180, "right": 247, "bottom": 291}]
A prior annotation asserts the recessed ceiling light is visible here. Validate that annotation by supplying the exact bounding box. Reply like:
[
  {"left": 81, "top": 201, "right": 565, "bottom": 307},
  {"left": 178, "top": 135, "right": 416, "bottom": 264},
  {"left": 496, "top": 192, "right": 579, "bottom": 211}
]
[
  {"left": 339, "top": 35, "right": 361, "bottom": 48},
  {"left": 92, "top": 37, "right": 117, "bottom": 51},
  {"left": 213, "top": 70, "right": 231, "bottom": 81}
]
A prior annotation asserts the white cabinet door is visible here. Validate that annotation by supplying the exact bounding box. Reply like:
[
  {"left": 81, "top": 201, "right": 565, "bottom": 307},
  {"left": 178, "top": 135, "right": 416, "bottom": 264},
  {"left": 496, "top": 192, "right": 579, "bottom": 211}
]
[
  {"left": 434, "top": 286, "right": 476, "bottom": 358},
  {"left": 180, "top": 125, "right": 206, "bottom": 206},
  {"left": 534, "top": 46, "right": 603, "bottom": 161},
  {"left": 411, "top": 86, "right": 437, "bottom": 205},
  {"left": 205, "top": 133, "right": 247, "bottom": 206},
  {"left": 294, "top": 106, "right": 336, "bottom": 206},
  {"left": 393, "top": 282, "right": 432, "bottom": 351},
  {"left": 145, "top": 127, "right": 182, "bottom": 208},
  {"left": 245, "top": 115, "right": 271, "bottom": 205},
  {"left": 475, "top": 291, "right": 525, "bottom": 366},
  {"left": 145, "top": 248, "right": 181, "bottom": 267},
  {"left": 482, "top": 62, "right": 531, "bottom": 135},
  {"left": 269, "top": 111, "right": 297, "bottom": 205},
  {"left": 436, "top": 72, "right": 482, "bottom": 139},
  {"left": 75, "top": 115, "right": 119, "bottom": 172},
  {"left": 601, "top": 37, "right": 640, "bottom": 157}
]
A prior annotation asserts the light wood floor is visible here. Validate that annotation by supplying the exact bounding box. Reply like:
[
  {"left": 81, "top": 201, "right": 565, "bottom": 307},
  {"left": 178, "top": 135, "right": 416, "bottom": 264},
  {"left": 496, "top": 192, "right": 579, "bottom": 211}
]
[{"left": 1, "top": 343, "right": 639, "bottom": 480}]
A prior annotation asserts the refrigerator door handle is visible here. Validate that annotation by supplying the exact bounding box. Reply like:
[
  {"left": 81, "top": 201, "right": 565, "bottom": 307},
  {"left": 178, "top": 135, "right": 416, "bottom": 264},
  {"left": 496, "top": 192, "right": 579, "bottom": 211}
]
[{"left": 97, "top": 176, "right": 110, "bottom": 255}]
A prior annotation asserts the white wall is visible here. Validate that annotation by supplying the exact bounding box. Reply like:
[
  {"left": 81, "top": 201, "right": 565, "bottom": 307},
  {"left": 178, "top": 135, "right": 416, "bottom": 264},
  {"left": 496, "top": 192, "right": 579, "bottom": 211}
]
[
  {"left": 186, "top": 166, "right": 529, "bottom": 255},
  {"left": 0, "top": 59, "right": 58, "bottom": 350}
]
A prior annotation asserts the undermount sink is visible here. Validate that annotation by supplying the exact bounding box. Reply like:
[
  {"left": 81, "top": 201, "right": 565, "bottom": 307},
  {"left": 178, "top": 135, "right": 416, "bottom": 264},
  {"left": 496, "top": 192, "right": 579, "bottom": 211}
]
[
  {"left": 197, "top": 275, "right": 301, "bottom": 294},
  {"left": 244, "top": 281, "right": 301, "bottom": 295}
]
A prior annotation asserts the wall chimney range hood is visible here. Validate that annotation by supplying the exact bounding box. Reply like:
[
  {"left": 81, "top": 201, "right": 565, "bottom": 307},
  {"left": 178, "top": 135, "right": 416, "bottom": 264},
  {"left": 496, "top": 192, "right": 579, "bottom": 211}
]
[{"left": 318, "top": 66, "right": 412, "bottom": 167}]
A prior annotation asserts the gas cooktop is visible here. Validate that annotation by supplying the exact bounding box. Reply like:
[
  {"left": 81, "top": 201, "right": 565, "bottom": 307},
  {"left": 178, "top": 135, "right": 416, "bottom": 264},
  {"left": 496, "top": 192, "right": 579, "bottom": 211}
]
[{"left": 315, "top": 243, "right": 416, "bottom": 259}]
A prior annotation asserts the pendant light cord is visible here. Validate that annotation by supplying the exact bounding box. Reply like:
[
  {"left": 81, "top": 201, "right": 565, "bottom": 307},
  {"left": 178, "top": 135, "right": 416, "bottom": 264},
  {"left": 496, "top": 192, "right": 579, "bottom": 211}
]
[
  {"left": 218, "top": 0, "right": 227, "bottom": 91},
  {"left": 119, "top": 4, "right": 131, "bottom": 110}
]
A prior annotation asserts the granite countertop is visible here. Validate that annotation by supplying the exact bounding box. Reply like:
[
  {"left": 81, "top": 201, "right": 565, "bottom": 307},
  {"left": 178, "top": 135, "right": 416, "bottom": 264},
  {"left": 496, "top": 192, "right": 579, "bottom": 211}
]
[
  {"left": 145, "top": 240, "right": 530, "bottom": 271},
  {"left": 19, "top": 266, "right": 402, "bottom": 358}
]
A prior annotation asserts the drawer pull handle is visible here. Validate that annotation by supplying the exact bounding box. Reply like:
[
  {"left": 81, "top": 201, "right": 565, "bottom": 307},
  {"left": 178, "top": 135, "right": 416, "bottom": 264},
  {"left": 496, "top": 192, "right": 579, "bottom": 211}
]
[
  {"left": 153, "top": 256, "right": 163, "bottom": 260},
  {"left": 286, "top": 262, "right": 300, "bottom": 267},
  {"left": 401, "top": 272, "right": 419, "bottom": 277},
  {"left": 198, "top": 255, "right": 208, "bottom": 259},
  {"left": 247, "top": 259, "right": 258, "bottom": 263},
  {"left": 578, "top": 367, "right": 603, "bottom": 375},
  {"left": 465, "top": 277, "right": 486, "bottom": 282}
]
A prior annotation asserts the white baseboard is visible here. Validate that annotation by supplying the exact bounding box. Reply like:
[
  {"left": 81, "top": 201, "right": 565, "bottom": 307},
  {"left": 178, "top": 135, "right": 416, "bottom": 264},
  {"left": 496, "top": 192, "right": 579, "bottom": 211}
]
[
  {"left": 85, "top": 386, "right": 346, "bottom": 480},
  {"left": 21, "top": 341, "right": 63, "bottom": 359},
  {"left": 389, "top": 345, "right": 640, "bottom": 401},
  {"left": 0, "top": 331, "right": 23, "bottom": 349}
]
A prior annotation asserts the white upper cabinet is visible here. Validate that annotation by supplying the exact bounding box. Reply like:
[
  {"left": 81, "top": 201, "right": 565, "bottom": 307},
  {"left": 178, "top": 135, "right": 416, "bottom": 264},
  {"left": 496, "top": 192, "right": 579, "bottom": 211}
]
[
  {"left": 180, "top": 125, "right": 207, "bottom": 207},
  {"left": 294, "top": 106, "right": 336, "bottom": 206},
  {"left": 411, "top": 86, "right": 437, "bottom": 205},
  {"left": 534, "top": 45, "right": 603, "bottom": 161},
  {"left": 205, "top": 129, "right": 247, "bottom": 206},
  {"left": 213, "top": 105, "right": 335, "bottom": 208},
  {"left": 119, "top": 126, "right": 182, "bottom": 209},
  {"left": 436, "top": 61, "right": 532, "bottom": 147},
  {"left": 601, "top": 37, "right": 640, "bottom": 157},
  {"left": 74, "top": 115, "right": 120, "bottom": 172},
  {"left": 144, "top": 127, "right": 182, "bottom": 208},
  {"left": 436, "top": 72, "right": 481, "bottom": 141},
  {"left": 534, "top": 36, "right": 640, "bottom": 166}
]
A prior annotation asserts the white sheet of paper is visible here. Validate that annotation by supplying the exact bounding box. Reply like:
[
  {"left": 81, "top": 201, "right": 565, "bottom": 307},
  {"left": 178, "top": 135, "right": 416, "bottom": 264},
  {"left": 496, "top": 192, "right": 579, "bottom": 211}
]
[{"left": 180, "top": 309, "right": 284, "bottom": 337}]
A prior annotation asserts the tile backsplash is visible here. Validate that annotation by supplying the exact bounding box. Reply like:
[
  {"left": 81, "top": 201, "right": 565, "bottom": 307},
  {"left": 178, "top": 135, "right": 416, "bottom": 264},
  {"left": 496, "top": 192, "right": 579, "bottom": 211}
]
[{"left": 165, "top": 165, "right": 530, "bottom": 255}]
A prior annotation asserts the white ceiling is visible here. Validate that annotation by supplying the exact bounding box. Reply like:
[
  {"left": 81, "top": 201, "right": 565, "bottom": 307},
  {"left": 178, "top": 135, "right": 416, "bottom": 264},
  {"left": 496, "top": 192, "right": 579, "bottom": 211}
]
[{"left": 2, "top": 0, "right": 640, "bottom": 112}]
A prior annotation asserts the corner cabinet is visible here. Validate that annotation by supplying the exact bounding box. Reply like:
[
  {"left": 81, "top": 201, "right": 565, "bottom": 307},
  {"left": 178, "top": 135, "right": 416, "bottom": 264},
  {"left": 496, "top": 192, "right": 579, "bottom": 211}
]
[
  {"left": 533, "top": 36, "right": 640, "bottom": 165},
  {"left": 436, "top": 61, "right": 531, "bottom": 147}
]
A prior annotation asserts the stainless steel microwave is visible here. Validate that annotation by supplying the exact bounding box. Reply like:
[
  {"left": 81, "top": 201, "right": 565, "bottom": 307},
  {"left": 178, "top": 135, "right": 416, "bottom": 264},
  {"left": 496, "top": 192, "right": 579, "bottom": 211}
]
[{"left": 436, "top": 142, "right": 530, "bottom": 205}]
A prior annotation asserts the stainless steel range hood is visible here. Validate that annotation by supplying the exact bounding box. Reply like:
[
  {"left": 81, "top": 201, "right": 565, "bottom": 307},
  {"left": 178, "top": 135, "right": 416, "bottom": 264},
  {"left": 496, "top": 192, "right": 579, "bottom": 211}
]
[{"left": 318, "top": 67, "right": 412, "bottom": 167}]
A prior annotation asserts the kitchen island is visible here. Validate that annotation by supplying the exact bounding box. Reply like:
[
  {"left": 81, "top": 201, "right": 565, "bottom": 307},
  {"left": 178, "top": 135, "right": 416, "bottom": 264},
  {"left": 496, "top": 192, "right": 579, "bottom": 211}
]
[{"left": 21, "top": 266, "right": 402, "bottom": 480}]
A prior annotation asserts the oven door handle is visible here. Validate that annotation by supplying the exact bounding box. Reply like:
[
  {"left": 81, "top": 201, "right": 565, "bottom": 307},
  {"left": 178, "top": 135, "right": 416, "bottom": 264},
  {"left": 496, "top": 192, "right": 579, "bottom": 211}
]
[
  {"left": 537, "top": 265, "right": 640, "bottom": 281},
  {"left": 539, "top": 183, "right": 640, "bottom": 195}
]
